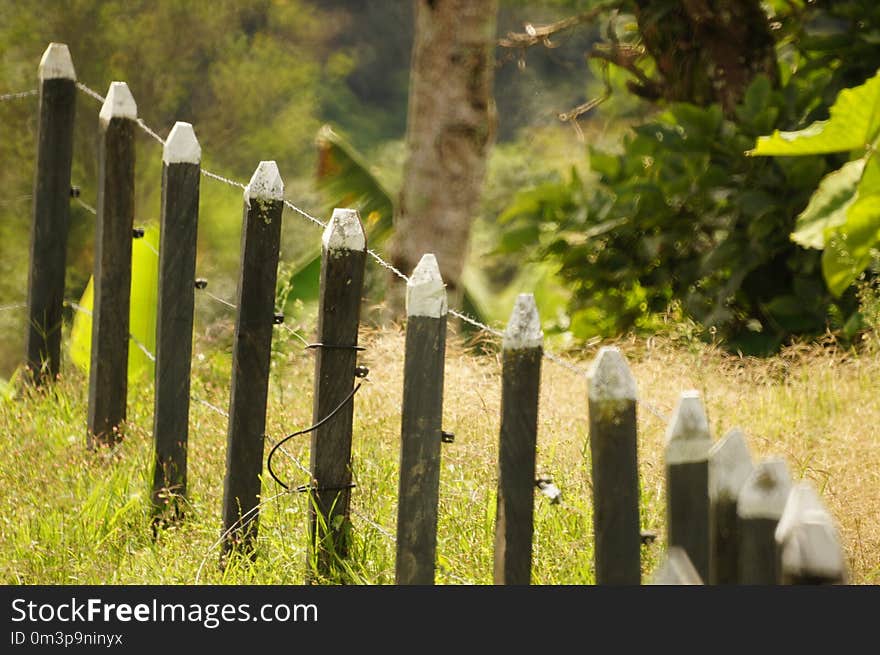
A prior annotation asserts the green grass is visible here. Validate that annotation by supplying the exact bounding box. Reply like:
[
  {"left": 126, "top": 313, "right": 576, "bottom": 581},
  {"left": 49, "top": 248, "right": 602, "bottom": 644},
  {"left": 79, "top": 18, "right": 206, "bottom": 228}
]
[{"left": 1, "top": 322, "right": 878, "bottom": 584}]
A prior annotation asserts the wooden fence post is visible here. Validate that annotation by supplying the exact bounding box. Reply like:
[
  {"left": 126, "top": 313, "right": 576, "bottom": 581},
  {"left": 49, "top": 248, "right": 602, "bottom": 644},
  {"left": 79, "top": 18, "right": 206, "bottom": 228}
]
[
  {"left": 775, "top": 482, "right": 847, "bottom": 584},
  {"left": 26, "top": 43, "right": 77, "bottom": 384},
  {"left": 736, "top": 457, "right": 792, "bottom": 584},
  {"left": 87, "top": 82, "right": 137, "bottom": 448},
  {"left": 221, "top": 161, "right": 284, "bottom": 556},
  {"left": 308, "top": 208, "right": 366, "bottom": 578},
  {"left": 664, "top": 390, "right": 712, "bottom": 582},
  {"left": 493, "top": 293, "right": 543, "bottom": 585},
  {"left": 708, "top": 428, "right": 753, "bottom": 584},
  {"left": 649, "top": 546, "right": 703, "bottom": 585},
  {"left": 587, "top": 347, "right": 641, "bottom": 585},
  {"left": 395, "top": 253, "right": 447, "bottom": 585},
  {"left": 151, "top": 122, "right": 201, "bottom": 521}
]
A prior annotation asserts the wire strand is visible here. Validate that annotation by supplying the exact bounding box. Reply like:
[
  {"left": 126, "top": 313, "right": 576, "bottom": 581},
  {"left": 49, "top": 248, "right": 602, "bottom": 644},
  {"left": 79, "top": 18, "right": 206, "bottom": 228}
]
[{"left": 0, "top": 89, "right": 37, "bottom": 102}]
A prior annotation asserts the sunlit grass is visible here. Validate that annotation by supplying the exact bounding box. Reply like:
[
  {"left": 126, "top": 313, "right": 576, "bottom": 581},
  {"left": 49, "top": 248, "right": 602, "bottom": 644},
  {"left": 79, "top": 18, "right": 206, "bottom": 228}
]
[{"left": 1, "top": 324, "right": 877, "bottom": 584}]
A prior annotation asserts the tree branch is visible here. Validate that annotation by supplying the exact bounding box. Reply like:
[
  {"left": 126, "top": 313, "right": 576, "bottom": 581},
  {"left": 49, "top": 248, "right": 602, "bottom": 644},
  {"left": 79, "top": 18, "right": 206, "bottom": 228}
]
[{"left": 497, "top": 1, "right": 625, "bottom": 50}]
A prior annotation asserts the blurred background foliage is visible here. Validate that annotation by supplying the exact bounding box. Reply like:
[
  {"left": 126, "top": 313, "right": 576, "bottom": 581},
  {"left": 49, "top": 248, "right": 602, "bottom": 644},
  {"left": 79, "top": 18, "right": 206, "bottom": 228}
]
[{"left": 2, "top": 0, "right": 880, "bottom": 379}]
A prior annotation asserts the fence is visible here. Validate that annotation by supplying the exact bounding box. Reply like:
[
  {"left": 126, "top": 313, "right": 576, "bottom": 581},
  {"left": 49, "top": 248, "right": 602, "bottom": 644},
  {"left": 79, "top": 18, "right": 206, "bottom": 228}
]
[{"left": 5, "top": 42, "right": 849, "bottom": 585}]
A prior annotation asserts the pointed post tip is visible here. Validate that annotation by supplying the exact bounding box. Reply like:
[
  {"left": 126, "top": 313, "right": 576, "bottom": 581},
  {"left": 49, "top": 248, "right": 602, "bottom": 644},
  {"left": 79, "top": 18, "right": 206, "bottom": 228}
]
[
  {"left": 98, "top": 81, "right": 137, "bottom": 125},
  {"left": 737, "top": 457, "right": 792, "bottom": 520},
  {"left": 665, "top": 390, "right": 711, "bottom": 464},
  {"left": 322, "top": 207, "right": 366, "bottom": 252},
  {"left": 588, "top": 346, "right": 636, "bottom": 402},
  {"left": 163, "top": 122, "right": 201, "bottom": 165},
  {"left": 502, "top": 293, "right": 543, "bottom": 350},
  {"left": 708, "top": 428, "right": 754, "bottom": 500},
  {"left": 775, "top": 481, "right": 832, "bottom": 546},
  {"left": 39, "top": 42, "right": 76, "bottom": 81},
  {"left": 407, "top": 254, "right": 447, "bottom": 318},
  {"left": 244, "top": 160, "right": 284, "bottom": 203}
]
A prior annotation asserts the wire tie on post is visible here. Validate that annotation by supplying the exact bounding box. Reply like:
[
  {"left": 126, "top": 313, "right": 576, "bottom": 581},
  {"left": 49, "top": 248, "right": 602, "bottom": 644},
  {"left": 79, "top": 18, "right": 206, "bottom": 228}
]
[
  {"left": 132, "top": 227, "right": 145, "bottom": 239},
  {"left": 273, "top": 312, "right": 284, "bottom": 325},
  {"left": 70, "top": 186, "right": 80, "bottom": 198},
  {"left": 441, "top": 431, "right": 455, "bottom": 444},
  {"left": 294, "top": 482, "right": 357, "bottom": 494},
  {"left": 306, "top": 343, "right": 366, "bottom": 351},
  {"left": 536, "top": 475, "right": 562, "bottom": 504},
  {"left": 354, "top": 365, "right": 369, "bottom": 378},
  {"left": 194, "top": 278, "right": 208, "bottom": 290}
]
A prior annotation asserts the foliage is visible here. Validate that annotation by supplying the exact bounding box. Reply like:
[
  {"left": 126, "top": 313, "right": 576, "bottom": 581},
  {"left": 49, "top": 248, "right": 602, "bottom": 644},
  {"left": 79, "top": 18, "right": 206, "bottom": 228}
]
[
  {"left": 750, "top": 69, "right": 880, "bottom": 297},
  {"left": 497, "top": 1, "right": 880, "bottom": 353},
  {"left": 69, "top": 225, "right": 160, "bottom": 382}
]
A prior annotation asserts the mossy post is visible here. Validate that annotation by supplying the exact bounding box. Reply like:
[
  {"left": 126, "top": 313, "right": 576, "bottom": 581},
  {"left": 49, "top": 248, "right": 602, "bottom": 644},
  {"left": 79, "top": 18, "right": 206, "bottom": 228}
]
[
  {"left": 395, "top": 254, "right": 447, "bottom": 585},
  {"left": 708, "top": 428, "right": 753, "bottom": 584},
  {"left": 736, "top": 457, "right": 792, "bottom": 583},
  {"left": 665, "top": 390, "right": 712, "bottom": 582},
  {"left": 308, "top": 208, "right": 366, "bottom": 579},
  {"left": 775, "top": 482, "right": 847, "bottom": 584},
  {"left": 493, "top": 293, "right": 543, "bottom": 585},
  {"left": 26, "top": 43, "right": 76, "bottom": 384},
  {"left": 221, "top": 162, "right": 284, "bottom": 557},
  {"left": 87, "top": 82, "right": 136, "bottom": 448},
  {"left": 587, "top": 347, "right": 641, "bottom": 585},
  {"left": 151, "top": 123, "right": 201, "bottom": 522}
]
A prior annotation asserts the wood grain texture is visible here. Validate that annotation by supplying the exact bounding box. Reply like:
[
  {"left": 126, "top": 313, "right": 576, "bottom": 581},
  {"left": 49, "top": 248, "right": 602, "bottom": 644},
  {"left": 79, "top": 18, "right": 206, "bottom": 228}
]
[
  {"left": 221, "top": 195, "right": 283, "bottom": 555},
  {"left": 26, "top": 76, "right": 76, "bottom": 383},
  {"left": 151, "top": 160, "right": 200, "bottom": 519},
  {"left": 87, "top": 114, "right": 135, "bottom": 447}
]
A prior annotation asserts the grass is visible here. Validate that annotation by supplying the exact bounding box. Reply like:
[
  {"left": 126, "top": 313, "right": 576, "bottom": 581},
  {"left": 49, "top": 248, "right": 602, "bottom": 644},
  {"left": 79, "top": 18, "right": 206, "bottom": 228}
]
[{"left": 0, "top": 319, "right": 878, "bottom": 585}]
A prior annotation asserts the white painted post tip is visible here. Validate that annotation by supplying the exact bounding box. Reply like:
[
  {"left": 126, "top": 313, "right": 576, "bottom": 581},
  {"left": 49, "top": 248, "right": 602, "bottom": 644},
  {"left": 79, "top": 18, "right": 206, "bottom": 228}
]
[
  {"left": 322, "top": 208, "right": 366, "bottom": 252},
  {"left": 775, "top": 481, "right": 833, "bottom": 546},
  {"left": 665, "top": 390, "right": 711, "bottom": 464},
  {"left": 244, "top": 161, "right": 284, "bottom": 205},
  {"left": 39, "top": 43, "right": 76, "bottom": 81},
  {"left": 708, "top": 428, "right": 754, "bottom": 500},
  {"left": 780, "top": 519, "right": 846, "bottom": 581},
  {"left": 162, "top": 122, "right": 201, "bottom": 165},
  {"left": 587, "top": 346, "right": 636, "bottom": 402},
  {"left": 99, "top": 82, "right": 137, "bottom": 125},
  {"left": 737, "top": 457, "right": 792, "bottom": 520},
  {"left": 502, "top": 294, "right": 543, "bottom": 350},
  {"left": 650, "top": 547, "right": 703, "bottom": 585},
  {"left": 406, "top": 254, "right": 447, "bottom": 318}
]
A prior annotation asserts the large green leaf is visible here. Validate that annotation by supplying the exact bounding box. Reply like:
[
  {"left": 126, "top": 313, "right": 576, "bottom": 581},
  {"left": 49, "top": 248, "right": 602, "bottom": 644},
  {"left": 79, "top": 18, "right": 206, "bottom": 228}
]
[
  {"left": 69, "top": 225, "right": 159, "bottom": 382},
  {"left": 821, "top": 194, "right": 880, "bottom": 296},
  {"left": 750, "top": 68, "right": 880, "bottom": 155},
  {"left": 315, "top": 124, "right": 394, "bottom": 246},
  {"left": 791, "top": 157, "right": 866, "bottom": 249}
]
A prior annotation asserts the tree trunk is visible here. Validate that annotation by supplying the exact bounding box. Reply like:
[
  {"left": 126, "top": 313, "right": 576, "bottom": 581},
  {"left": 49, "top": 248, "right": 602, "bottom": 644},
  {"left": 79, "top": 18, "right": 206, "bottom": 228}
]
[
  {"left": 632, "top": 0, "right": 777, "bottom": 115},
  {"left": 390, "top": 0, "right": 498, "bottom": 315}
]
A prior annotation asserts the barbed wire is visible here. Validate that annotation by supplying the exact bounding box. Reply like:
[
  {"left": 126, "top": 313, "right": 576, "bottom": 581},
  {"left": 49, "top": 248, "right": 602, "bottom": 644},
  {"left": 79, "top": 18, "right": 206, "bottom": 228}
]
[
  {"left": 0, "top": 89, "right": 37, "bottom": 102},
  {"left": 68, "top": 82, "right": 672, "bottom": 425}
]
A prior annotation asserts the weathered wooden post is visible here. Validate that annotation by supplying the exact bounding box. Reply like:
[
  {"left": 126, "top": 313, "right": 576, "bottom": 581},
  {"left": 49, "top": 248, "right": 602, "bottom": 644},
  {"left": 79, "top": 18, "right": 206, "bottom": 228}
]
[
  {"left": 151, "top": 122, "right": 201, "bottom": 521},
  {"left": 708, "top": 428, "right": 753, "bottom": 584},
  {"left": 395, "top": 254, "right": 447, "bottom": 585},
  {"left": 587, "top": 347, "right": 641, "bottom": 585},
  {"left": 221, "top": 161, "right": 284, "bottom": 556},
  {"left": 87, "top": 82, "right": 137, "bottom": 447},
  {"left": 308, "top": 208, "right": 367, "bottom": 577},
  {"left": 649, "top": 547, "right": 703, "bottom": 585},
  {"left": 737, "top": 457, "right": 792, "bottom": 584},
  {"left": 26, "top": 43, "right": 77, "bottom": 384},
  {"left": 664, "top": 390, "right": 711, "bottom": 582},
  {"left": 494, "top": 293, "right": 543, "bottom": 585},
  {"left": 775, "top": 482, "right": 847, "bottom": 584}
]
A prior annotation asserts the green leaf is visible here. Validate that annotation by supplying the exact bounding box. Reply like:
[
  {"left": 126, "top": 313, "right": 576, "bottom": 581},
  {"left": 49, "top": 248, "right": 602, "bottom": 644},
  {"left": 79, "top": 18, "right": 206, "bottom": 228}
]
[
  {"left": 69, "top": 224, "right": 159, "bottom": 382},
  {"left": 791, "top": 157, "right": 866, "bottom": 249},
  {"left": 821, "top": 194, "right": 880, "bottom": 296},
  {"left": 750, "top": 68, "right": 880, "bottom": 156}
]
